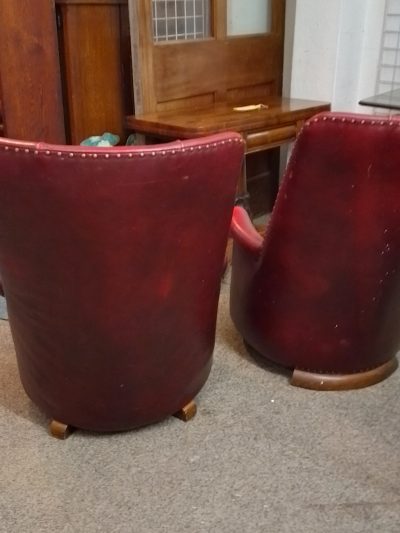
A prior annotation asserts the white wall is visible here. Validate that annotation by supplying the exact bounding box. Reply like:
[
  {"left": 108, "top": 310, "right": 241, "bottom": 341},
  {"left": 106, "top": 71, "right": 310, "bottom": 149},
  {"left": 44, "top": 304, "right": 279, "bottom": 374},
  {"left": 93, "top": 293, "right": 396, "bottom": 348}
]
[{"left": 284, "top": 0, "right": 386, "bottom": 112}]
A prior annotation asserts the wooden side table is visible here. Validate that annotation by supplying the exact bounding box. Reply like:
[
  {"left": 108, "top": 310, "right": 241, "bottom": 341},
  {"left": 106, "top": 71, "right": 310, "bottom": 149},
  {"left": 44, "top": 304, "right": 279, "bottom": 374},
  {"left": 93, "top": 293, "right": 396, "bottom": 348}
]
[{"left": 126, "top": 96, "right": 330, "bottom": 209}]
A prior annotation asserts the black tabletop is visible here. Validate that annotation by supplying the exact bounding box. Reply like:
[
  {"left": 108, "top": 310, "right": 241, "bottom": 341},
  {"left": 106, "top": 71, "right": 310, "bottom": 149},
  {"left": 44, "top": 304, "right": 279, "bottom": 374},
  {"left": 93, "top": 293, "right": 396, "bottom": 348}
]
[{"left": 359, "top": 88, "right": 400, "bottom": 110}]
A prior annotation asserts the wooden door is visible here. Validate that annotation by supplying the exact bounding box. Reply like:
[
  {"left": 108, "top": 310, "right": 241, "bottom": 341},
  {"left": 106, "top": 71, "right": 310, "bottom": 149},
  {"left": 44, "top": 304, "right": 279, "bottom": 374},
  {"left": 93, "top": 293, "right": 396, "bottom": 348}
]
[{"left": 129, "top": 0, "right": 285, "bottom": 114}]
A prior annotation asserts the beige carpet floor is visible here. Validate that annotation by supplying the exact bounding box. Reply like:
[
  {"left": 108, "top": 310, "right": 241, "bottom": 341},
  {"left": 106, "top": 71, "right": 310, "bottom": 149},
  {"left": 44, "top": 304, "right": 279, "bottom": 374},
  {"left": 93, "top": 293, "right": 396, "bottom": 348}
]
[{"left": 0, "top": 274, "right": 400, "bottom": 533}]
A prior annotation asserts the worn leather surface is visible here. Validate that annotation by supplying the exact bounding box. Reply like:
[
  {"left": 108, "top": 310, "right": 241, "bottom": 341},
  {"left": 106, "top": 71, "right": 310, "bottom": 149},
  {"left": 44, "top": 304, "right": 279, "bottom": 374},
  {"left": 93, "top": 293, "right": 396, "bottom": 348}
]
[
  {"left": 230, "top": 112, "right": 400, "bottom": 375},
  {"left": 0, "top": 132, "right": 244, "bottom": 431}
]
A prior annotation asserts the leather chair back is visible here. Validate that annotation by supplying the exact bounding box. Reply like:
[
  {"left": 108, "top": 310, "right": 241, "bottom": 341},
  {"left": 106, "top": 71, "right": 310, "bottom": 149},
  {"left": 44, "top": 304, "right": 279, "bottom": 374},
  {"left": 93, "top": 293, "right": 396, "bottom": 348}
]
[
  {"left": 0, "top": 132, "right": 244, "bottom": 431},
  {"left": 230, "top": 112, "right": 400, "bottom": 389}
]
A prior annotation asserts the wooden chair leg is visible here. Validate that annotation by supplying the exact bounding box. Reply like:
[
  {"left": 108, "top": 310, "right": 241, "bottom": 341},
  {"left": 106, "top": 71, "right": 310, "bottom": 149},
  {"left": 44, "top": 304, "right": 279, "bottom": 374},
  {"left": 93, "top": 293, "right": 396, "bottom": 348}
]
[
  {"left": 173, "top": 400, "right": 197, "bottom": 422},
  {"left": 234, "top": 156, "right": 252, "bottom": 217},
  {"left": 49, "top": 419, "right": 73, "bottom": 439}
]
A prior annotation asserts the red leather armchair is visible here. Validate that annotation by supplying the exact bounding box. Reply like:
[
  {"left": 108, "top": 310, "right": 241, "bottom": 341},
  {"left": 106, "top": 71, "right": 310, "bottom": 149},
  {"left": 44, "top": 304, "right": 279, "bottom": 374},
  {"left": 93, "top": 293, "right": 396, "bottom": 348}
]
[
  {"left": 0, "top": 132, "right": 244, "bottom": 437},
  {"left": 230, "top": 112, "right": 400, "bottom": 390}
]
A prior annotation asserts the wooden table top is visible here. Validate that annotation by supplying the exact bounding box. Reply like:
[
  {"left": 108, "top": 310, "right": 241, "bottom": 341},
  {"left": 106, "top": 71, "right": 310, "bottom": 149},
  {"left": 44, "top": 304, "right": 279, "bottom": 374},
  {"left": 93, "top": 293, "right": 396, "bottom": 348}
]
[{"left": 126, "top": 97, "right": 330, "bottom": 139}]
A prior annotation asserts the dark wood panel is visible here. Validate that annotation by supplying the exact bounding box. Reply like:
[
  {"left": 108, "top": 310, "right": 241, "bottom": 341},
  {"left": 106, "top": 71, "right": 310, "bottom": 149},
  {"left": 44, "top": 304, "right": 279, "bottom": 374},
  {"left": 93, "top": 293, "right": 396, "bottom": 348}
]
[
  {"left": 153, "top": 40, "right": 226, "bottom": 105},
  {"left": 58, "top": 2, "right": 132, "bottom": 143},
  {"left": 247, "top": 149, "right": 280, "bottom": 216},
  {"left": 226, "top": 82, "right": 275, "bottom": 103},
  {"left": 0, "top": 0, "right": 65, "bottom": 142},
  {"left": 59, "top": 4, "right": 122, "bottom": 143},
  {"left": 224, "top": 36, "right": 283, "bottom": 93},
  {"left": 153, "top": 36, "right": 283, "bottom": 108},
  {"left": 119, "top": 2, "right": 135, "bottom": 116}
]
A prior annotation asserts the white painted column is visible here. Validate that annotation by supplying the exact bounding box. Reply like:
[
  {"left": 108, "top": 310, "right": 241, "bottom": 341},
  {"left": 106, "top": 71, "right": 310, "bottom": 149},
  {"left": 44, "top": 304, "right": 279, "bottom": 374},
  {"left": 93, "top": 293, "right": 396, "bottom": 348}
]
[{"left": 284, "top": 0, "right": 386, "bottom": 112}]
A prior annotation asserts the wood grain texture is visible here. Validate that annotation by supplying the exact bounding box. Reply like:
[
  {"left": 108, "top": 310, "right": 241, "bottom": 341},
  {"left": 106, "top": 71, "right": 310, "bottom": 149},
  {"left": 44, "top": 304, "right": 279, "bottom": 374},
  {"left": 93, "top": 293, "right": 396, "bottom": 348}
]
[
  {"left": 129, "top": 0, "right": 157, "bottom": 114},
  {"left": 126, "top": 97, "right": 330, "bottom": 139},
  {"left": 291, "top": 358, "right": 399, "bottom": 390},
  {"left": 0, "top": 0, "right": 65, "bottom": 142},
  {"left": 152, "top": 35, "right": 283, "bottom": 107},
  {"left": 58, "top": 2, "right": 128, "bottom": 143}
]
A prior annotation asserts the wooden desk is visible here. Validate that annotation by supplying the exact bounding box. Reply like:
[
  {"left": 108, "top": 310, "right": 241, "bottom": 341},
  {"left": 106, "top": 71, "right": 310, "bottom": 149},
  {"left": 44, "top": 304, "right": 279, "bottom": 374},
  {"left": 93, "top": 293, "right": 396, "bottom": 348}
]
[{"left": 126, "top": 96, "right": 330, "bottom": 207}]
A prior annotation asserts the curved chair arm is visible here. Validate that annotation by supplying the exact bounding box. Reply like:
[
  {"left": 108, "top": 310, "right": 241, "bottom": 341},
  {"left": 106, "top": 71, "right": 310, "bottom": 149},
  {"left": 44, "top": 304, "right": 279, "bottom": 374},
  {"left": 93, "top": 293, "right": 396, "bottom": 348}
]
[{"left": 230, "top": 206, "right": 263, "bottom": 254}]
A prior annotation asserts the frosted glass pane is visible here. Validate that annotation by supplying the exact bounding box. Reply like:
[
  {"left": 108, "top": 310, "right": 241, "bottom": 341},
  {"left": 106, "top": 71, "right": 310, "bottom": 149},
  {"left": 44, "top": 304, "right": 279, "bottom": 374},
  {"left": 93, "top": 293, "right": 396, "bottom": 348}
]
[
  {"left": 386, "top": 14, "right": 400, "bottom": 31},
  {"left": 388, "top": 0, "right": 400, "bottom": 15},
  {"left": 227, "top": 0, "right": 271, "bottom": 36},
  {"left": 384, "top": 32, "right": 400, "bottom": 48}
]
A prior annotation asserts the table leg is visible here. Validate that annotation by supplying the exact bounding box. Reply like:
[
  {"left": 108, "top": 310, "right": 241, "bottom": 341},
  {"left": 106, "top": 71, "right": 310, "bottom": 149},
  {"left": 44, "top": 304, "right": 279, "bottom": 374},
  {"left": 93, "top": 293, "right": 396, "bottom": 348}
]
[{"left": 234, "top": 155, "right": 252, "bottom": 216}]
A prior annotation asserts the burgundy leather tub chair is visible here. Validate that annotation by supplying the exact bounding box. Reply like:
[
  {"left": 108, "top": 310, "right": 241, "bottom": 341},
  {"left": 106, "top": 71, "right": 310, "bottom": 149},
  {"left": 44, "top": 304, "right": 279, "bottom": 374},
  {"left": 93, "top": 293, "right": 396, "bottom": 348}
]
[
  {"left": 230, "top": 112, "right": 400, "bottom": 390},
  {"left": 0, "top": 132, "right": 244, "bottom": 437}
]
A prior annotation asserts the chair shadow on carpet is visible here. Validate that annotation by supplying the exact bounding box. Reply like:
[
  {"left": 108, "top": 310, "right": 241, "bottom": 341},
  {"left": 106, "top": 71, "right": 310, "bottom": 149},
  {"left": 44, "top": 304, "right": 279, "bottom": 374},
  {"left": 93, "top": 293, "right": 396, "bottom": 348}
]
[
  {"left": 222, "top": 215, "right": 294, "bottom": 382},
  {"left": 0, "top": 351, "right": 47, "bottom": 427},
  {"left": 217, "top": 290, "right": 291, "bottom": 381},
  {"left": 243, "top": 340, "right": 293, "bottom": 379},
  {"left": 0, "top": 296, "right": 8, "bottom": 320},
  {"left": 0, "top": 301, "right": 44, "bottom": 426}
]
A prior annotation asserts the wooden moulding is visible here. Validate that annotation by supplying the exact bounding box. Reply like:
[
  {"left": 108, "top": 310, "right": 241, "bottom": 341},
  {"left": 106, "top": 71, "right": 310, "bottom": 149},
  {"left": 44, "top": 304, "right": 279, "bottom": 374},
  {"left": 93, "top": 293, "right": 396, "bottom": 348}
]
[{"left": 291, "top": 358, "right": 398, "bottom": 391}]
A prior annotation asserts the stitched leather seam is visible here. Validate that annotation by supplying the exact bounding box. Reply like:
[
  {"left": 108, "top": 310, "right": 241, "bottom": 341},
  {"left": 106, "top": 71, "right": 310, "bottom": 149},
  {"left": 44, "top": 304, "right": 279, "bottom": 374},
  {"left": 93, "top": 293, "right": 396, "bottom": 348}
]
[
  {"left": 0, "top": 137, "right": 244, "bottom": 159},
  {"left": 295, "top": 362, "right": 390, "bottom": 375}
]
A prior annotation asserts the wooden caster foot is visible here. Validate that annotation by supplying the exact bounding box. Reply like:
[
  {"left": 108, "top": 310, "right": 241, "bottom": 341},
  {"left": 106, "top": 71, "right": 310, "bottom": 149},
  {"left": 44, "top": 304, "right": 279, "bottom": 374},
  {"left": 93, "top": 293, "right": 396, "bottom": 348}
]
[
  {"left": 49, "top": 420, "right": 73, "bottom": 439},
  {"left": 290, "top": 357, "right": 398, "bottom": 390},
  {"left": 173, "top": 400, "right": 197, "bottom": 422}
]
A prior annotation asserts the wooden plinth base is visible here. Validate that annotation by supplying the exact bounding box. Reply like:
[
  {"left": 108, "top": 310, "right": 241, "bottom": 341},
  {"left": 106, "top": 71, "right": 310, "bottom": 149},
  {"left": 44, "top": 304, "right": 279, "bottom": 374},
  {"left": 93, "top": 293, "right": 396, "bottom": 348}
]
[
  {"left": 173, "top": 400, "right": 197, "bottom": 422},
  {"left": 291, "top": 357, "right": 398, "bottom": 391}
]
